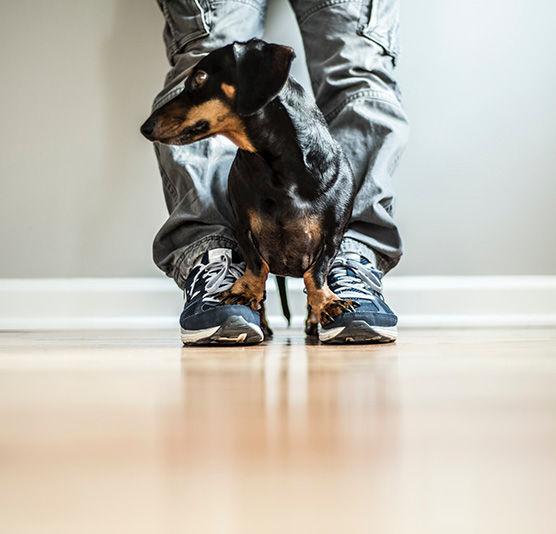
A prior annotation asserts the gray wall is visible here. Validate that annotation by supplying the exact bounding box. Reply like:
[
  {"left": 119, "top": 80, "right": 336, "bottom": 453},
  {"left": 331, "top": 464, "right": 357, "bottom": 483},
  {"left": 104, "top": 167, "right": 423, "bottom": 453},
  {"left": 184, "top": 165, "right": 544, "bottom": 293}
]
[
  {"left": 0, "top": 0, "right": 555, "bottom": 279},
  {"left": 394, "top": 0, "right": 556, "bottom": 275}
]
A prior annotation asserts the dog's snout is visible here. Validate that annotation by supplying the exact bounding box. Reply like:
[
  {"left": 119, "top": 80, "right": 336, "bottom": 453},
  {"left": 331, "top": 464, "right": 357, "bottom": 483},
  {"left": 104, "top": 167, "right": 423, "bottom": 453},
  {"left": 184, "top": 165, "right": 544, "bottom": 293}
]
[{"left": 140, "top": 117, "right": 156, "bottom": 140}]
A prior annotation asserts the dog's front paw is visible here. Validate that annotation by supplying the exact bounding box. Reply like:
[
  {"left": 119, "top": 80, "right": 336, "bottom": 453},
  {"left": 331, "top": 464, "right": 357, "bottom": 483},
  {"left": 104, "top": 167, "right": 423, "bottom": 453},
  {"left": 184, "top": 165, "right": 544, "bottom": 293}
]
[
  {"left": 319, "top": 298, "right": 357, "bottom": 325},
  {"left": 220, "top": 289, "right": 261, "bottom": 311}
]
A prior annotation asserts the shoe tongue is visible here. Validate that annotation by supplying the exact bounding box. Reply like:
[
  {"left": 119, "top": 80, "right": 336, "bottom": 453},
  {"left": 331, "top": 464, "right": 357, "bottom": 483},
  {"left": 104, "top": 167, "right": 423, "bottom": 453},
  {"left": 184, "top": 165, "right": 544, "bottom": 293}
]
[
  {"left": 343, "top": 252, "right": 361, "bottom": 262},
  {"left": 194, "top": 248, "right": 233, "bottom": 268},
  {"left": 343, "top": 252, "right": 372, "bottom": 265},
  {"left": 337, "top": 253, "right": 373, "bottom": 279},
  {"left": 336, "top": 252, "right": 361, "bottom": 277},
  {"left": 208, "top": 248, "right": 232, "bottom": 263}
]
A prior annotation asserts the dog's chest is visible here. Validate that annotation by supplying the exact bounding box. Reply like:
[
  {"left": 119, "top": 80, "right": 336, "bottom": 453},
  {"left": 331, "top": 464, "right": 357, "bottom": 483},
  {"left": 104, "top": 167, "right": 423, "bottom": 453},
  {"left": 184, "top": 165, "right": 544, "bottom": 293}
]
[{"left": 248, "top": 204, "right": 323, "bottom": 277}]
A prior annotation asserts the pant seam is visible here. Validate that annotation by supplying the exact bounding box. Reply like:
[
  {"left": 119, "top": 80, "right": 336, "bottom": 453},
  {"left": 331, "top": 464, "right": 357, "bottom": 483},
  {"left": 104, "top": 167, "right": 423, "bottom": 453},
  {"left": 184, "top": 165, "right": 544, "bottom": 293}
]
[
  {"left": 154, "top": 145, "right": 179, "bottom": 204},
  {"left": 160, "top": 0, "right": 209, "bottom": 60}
]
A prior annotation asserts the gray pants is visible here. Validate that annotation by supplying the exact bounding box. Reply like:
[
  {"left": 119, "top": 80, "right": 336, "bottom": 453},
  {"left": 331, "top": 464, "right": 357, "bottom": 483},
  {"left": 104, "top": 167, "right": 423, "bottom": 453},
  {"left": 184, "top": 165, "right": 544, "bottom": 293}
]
[{"left": 151, "top": 0, "right": 409, "bottom": 290}]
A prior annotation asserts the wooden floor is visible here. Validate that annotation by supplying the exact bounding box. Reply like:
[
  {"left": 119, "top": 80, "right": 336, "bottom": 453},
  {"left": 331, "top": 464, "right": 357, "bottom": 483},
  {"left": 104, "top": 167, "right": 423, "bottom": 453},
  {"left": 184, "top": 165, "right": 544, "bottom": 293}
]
[{"left": 1, "top": 328, "right": 555, "bottom": 534}]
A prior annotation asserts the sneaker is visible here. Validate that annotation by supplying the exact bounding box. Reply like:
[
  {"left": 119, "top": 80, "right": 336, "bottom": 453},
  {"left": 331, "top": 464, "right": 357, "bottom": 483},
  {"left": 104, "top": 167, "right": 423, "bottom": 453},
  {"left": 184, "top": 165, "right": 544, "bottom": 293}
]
[
  {"left": 319, "top": 253, "right": 398, "bottom": 344},
  {"left": 180, "top": 248, "right": 264, "bottom": 345}
]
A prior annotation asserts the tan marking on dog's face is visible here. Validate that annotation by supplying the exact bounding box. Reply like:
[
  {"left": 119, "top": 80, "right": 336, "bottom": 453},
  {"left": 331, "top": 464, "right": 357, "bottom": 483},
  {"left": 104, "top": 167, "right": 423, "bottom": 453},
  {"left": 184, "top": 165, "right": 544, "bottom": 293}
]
[
  {"left": 221, "top": 83, "right": 236, "bottom": 100},
  {"left": 183, "top": 99, "right": 227, "bottom": 128},
  {"left": 156, "top": 98, "right": 256, "bottom": 152}
]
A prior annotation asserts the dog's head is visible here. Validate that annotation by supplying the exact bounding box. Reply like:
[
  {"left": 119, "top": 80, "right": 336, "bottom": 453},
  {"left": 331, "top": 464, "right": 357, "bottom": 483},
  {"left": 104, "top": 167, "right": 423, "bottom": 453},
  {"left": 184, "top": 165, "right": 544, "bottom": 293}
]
[{"left": 140, "top": 39, "right": 295, "bottom": 151}]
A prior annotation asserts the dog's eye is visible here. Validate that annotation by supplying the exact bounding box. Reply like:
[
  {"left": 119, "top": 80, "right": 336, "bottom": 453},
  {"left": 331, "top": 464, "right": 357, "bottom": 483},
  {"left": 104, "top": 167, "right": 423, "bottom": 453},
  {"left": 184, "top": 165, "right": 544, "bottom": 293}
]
[{"left": 193, "top": 71, "right": 208, "bottom": 88}]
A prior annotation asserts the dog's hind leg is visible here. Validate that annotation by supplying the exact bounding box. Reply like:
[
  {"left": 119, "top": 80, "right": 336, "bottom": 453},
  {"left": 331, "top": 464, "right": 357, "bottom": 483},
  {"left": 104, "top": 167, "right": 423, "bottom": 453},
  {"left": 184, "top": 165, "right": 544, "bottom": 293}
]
[
  {"left": 305, "top": 307, "right": 319, "bottom": 336},
  {"left": 259, "top": 301, "right": 273, "bottom": 339}
]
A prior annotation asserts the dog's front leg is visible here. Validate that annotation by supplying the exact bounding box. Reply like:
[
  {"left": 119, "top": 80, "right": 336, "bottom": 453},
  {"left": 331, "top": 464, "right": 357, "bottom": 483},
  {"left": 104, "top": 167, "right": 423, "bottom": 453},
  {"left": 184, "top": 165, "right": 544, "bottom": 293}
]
[
  {"left": 220, "top": 259, "right": 269, "bottom": 311},
  {"left": 303, "top": 248, "right": 356, "bottom": 328},
  {"left": 220, "top": 201, "right": 269, "bottom": 312},
  {"left": 220, "top": 210, "right": 273, "bottom": 336}
]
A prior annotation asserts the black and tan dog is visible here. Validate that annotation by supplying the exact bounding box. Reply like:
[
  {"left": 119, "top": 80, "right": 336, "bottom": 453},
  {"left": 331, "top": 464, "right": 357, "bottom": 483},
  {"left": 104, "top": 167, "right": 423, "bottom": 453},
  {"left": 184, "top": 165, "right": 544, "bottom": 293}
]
[{"left": 141, "top": 39, "right": 356, "bottom": 335}]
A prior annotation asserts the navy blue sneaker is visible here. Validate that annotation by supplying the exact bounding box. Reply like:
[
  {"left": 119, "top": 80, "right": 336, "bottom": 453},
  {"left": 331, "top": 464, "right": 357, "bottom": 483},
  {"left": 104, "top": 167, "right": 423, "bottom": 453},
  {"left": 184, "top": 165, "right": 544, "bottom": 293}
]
[
  {"left": 180, "top": 248, "right": 264, "bottom": 345},
  {"left": 319, "top": 253, "right": 398, "bottom": 344}
]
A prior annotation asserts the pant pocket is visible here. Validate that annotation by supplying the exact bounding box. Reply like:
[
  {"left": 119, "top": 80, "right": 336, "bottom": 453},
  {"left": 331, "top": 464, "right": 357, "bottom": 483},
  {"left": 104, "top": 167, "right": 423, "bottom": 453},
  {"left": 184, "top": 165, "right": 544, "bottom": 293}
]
[
  {"left": 358, "top": 0, "right": 400, "bottom": 63},
  {"left": 157, "top": 0, "right": 211, "bottom": 63}
]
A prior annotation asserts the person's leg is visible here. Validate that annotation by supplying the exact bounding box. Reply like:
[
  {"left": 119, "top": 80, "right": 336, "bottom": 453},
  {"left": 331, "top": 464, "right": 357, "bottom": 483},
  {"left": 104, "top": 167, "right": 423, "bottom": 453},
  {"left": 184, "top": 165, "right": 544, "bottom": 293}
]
[
  {"left": 151, "top": 0, "right": 267, "bottom": 289},
  {"left": 289, "top": 0, "right": 409, "bottom": 274},
  {"left": 290, "top": 0, "right": 409, "bottom": 342},
  {"left": 150, "top": 0, "right": 269, "bottom": 344}
]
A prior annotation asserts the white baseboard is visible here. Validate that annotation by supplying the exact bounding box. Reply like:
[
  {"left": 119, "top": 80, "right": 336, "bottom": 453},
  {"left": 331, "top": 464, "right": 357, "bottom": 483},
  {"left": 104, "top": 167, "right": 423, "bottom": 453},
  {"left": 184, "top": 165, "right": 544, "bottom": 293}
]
[{"left": 1, "top": 276, "right": 555, "bottom": 331}]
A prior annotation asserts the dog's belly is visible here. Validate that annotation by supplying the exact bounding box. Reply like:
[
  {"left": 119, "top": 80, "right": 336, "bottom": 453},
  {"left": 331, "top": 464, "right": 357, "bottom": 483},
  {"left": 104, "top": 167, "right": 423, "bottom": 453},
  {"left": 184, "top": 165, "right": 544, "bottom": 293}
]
[{"left": 250, "top": 214, "right": 322, "bottom": 278}]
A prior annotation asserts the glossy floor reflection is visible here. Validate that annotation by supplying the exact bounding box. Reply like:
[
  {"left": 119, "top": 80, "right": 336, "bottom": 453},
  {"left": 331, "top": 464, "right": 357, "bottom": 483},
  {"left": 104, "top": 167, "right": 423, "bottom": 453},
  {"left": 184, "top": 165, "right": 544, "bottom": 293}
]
[{"left": 1, "top": 328, "right": 555, "bottom": 533}]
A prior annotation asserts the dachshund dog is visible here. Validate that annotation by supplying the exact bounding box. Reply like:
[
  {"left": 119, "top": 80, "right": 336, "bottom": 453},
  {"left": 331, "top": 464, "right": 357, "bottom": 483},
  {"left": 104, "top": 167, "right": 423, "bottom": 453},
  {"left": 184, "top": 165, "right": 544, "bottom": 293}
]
[{"left": 141, "top": 39, "right": 357, "bottom": 335}]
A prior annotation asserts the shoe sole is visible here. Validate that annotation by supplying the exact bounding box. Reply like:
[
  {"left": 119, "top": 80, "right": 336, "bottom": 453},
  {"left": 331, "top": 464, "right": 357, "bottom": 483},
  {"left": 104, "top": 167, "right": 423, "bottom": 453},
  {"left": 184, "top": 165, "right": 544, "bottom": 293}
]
[
  {"left": 318, "top": 320, "right": 398, "bottom": 344},
  {"left": 181, "top": 315, "right": 264, "bottom": 346}
]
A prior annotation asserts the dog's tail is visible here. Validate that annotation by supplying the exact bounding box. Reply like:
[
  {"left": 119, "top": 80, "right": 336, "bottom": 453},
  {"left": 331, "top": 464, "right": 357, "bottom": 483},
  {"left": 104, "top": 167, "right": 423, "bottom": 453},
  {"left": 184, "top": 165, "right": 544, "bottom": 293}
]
[{"left": 275, "top": 276, "right": 291, "bottom": 326}]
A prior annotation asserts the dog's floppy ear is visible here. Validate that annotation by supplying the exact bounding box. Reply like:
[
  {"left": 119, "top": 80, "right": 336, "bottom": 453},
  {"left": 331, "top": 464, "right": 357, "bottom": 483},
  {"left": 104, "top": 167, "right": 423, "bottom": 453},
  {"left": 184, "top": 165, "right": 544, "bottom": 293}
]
[{"left": 233, "top": 39, "right": 295, "bottom": 116}]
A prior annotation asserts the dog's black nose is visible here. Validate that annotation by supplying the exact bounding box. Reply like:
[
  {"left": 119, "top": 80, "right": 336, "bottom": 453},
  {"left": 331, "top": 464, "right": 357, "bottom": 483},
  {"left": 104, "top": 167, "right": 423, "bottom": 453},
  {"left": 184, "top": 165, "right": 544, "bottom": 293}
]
[{"left": 140, "top": 118, "right": 155, "bottom": 140}]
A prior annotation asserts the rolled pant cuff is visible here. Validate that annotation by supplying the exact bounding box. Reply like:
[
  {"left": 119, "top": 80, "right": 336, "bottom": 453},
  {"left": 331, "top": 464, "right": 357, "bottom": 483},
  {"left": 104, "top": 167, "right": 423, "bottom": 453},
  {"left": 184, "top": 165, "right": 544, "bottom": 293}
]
[{"left": 173, "top": 235, "right": 239, "bottom": 289}]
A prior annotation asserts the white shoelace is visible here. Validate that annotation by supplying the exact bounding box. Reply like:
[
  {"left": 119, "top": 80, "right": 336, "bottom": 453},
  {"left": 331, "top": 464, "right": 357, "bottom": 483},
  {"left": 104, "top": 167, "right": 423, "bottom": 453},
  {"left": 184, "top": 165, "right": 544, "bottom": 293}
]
[
  {"left": 188, "top": 254, "right": 245, "bottom": 305},
  {"left": 328, "top": 256, "right": 383, "bottom": 301}
]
